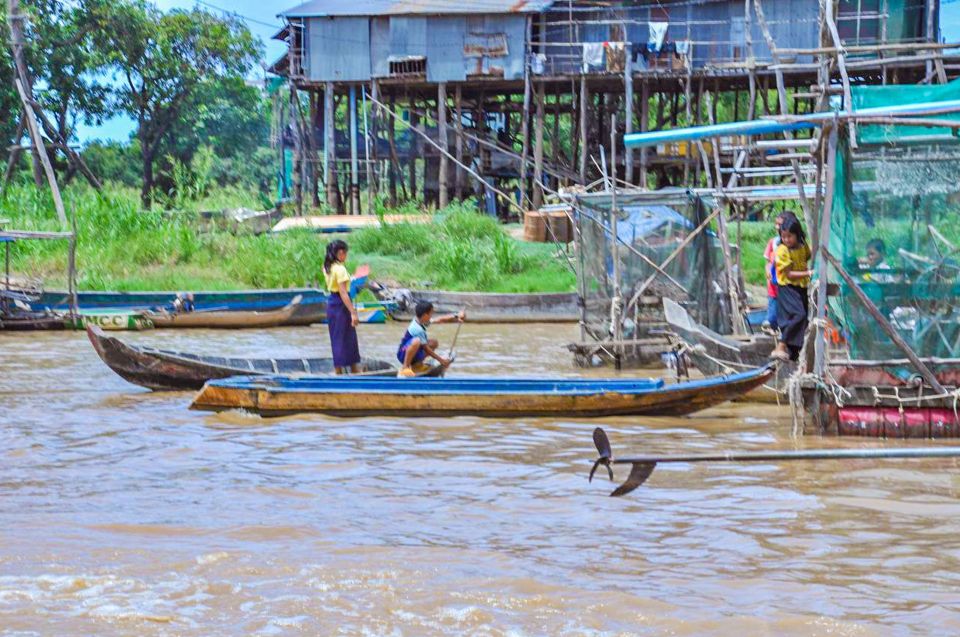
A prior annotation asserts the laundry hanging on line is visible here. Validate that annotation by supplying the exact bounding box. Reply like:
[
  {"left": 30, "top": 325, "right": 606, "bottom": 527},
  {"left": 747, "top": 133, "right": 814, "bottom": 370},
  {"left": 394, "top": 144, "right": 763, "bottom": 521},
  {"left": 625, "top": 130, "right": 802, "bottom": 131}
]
[
  {"left": 648, "top": 22, "right": 668, "bottom": 53},
  {"left": 605, "top": 42, "right": 626, "bottom": 72},
  {"left": 582, "top": 42, "right": 604, "bottom": 71}
]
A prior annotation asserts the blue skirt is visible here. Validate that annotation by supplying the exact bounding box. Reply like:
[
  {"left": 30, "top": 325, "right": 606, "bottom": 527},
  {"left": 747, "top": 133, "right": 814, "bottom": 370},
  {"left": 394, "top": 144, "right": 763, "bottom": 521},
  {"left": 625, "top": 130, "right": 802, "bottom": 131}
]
[{"left": 327, "top": 293, "right": 360, "bottom": 368}]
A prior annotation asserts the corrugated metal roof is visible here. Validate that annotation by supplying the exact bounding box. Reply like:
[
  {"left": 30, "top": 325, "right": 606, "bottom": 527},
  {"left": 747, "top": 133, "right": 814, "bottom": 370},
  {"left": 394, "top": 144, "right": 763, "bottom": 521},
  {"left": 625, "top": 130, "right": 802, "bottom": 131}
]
[{"left": 280, "top": 0, "right": 555, "bottom": 18}]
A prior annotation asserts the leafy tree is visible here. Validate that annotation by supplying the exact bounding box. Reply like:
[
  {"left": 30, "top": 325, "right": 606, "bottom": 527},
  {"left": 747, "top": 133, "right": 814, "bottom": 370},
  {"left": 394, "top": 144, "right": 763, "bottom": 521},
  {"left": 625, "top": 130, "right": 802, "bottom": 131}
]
[{"left": 99, "top": 3, "right": 260, "bottom": 207}]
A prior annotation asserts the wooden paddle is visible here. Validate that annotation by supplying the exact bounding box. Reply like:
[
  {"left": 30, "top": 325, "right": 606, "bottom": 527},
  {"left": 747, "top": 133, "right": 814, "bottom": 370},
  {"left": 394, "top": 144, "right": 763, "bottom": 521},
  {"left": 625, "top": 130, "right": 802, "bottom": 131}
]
[
  {"left": 445, "top": 308, "right": 466, "bottom": 363},
  {"left": 590, "top": 427, "right": 960, "bottom": 497}
]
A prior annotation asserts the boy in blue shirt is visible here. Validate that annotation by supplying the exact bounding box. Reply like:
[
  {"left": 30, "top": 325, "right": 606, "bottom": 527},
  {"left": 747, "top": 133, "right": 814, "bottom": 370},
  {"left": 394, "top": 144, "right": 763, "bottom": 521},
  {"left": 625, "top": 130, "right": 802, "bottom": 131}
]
[{"left": 397, "top": 301, "right": 465, "bottom": 377}]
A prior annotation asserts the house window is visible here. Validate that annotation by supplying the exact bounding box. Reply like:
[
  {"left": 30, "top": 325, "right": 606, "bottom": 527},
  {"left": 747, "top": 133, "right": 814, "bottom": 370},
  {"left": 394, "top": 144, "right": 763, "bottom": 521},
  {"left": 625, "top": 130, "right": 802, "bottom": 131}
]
[{"left": 388, "top": 56, "right": 427, "bottom": 77}]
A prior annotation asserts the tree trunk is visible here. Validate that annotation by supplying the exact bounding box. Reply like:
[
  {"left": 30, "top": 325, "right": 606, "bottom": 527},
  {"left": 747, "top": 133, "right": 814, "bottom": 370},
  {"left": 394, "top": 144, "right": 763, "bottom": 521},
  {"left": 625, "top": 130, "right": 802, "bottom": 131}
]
[{"left": 141, "top": 145, "right": 154, "bottom": 210}]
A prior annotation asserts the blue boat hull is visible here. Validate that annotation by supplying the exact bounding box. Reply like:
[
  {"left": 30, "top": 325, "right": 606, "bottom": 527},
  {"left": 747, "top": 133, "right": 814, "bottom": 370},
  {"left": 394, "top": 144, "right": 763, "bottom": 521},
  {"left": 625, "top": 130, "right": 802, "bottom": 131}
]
[{"left": 191, "top": 366, "right": 776, "bottom": 418}]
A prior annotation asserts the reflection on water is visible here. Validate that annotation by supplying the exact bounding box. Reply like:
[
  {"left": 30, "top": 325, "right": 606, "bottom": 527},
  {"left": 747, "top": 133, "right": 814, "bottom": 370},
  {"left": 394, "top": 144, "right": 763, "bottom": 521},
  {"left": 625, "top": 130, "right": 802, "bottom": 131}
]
[{"left": 2, "top": 324, "right": 960, "bottom": 635}]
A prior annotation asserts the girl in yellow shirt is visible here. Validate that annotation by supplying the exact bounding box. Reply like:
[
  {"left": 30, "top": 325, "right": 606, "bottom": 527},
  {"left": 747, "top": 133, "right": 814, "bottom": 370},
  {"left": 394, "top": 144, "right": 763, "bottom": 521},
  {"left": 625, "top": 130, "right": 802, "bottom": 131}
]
[
  {"left": 323, "top": 239, "right": 361, "bottom": 373},
  {"left": 771, "top": 217, "right": 813, "bottom": 362}
]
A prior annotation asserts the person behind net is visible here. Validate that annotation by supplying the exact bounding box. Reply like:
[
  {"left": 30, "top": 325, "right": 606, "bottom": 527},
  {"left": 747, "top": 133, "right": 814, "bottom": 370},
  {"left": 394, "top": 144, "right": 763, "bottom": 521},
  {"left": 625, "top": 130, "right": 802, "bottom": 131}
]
[
  {"left": 863, "top": 238, "right": 897, "bottom": 284},
  {"left": 770, "top": 217, "right": 812, "bottom": 362},
  {"left": 396, "top": 301, "right": 465, "bottom": 378},
  {"left": 322, "top": 239, "right": 361, "bottom": 374}
]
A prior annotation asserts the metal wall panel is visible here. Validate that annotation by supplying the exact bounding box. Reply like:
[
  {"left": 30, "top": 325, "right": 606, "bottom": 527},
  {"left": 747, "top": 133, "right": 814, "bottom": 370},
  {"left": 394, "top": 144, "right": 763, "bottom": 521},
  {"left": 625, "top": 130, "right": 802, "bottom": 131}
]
[
  {"left": 749, "top": 0, "right": 820, "bottom": 66},
  {"left": 389, "top": 16, "right": 428, "bottom": 58},
  {"left": 427, "top": 17, "right": 467, "bottom": 82},
  {"left": 305, "top": 16, "right": 371, "bottom": 81},
  {"left": 370, "top": 17, "right": 390, "bottom": 77}
]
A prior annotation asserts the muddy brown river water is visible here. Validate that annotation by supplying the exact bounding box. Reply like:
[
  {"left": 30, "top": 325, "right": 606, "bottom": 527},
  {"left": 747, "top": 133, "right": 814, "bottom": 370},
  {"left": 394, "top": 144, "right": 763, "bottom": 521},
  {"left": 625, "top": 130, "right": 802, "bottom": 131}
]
[{"left": 1, "top": 323, "right": 959, "bottom": 635}]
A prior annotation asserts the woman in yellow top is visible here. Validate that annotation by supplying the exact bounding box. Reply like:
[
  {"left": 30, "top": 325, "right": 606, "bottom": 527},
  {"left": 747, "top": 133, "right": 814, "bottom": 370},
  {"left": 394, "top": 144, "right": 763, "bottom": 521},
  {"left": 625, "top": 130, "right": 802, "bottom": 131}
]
[
  {"left": 323, "top": 239, "right": 361, "bottom": 373},
  {"left": 771, "top": 217, "right": 813, "bottom": 362}
]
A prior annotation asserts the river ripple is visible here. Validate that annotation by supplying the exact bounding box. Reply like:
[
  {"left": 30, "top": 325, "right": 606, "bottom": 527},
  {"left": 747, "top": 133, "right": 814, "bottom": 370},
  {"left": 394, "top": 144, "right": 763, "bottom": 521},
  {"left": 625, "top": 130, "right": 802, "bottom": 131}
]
[{"left": 1, "top": 323, "right": 959, "bottom": 635}]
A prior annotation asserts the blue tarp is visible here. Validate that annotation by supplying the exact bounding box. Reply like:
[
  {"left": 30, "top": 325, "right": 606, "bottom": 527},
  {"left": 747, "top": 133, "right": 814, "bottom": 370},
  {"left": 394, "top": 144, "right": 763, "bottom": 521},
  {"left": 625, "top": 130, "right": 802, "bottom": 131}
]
[{"left": 615, "top": 204, "right": 714, "bottom": 245}]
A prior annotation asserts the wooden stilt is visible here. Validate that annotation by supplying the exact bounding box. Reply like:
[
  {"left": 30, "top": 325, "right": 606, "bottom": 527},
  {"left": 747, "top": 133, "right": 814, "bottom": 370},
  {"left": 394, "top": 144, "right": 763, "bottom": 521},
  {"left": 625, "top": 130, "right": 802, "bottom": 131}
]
[
  {"left": 369, "top": 81, "right": 379, "bottom": 206},
  {"left": 408, "top": 94, "right": 418, "bottom": 202},
  {"left": 310, "top": 90, "right": 321, "bottom": 207},
  {"left": 551, "top": 84, "right": 560, "bottom": 176},
  {"left": 387, "top": 92, "right": 399, "bottom": 206},
  {"left": 624, "top": 51, "right": 634, "bottom": 185},
  {"left": 520, "top": 68, "right": 532, "bottom": 204},
  {"left": 349, "top": 85, "right": 360, "bottom": 215},
  {"left": 579, "top": 76, "right": 588, "bottom": 184},
  {"left": 324, "top": 82, "right": 339, "bottom": 212},
  {"left": 533, "top": 81, "right": 545, "bottom": 209},
  {"left": 639, "top": 79, "right": 649, "bottom": 189},
  {"left": 438, "top": 82, "right": 449, "bottom": 208},
  {"left": 454, "top": 85, "right": 463, "bottom": 200}
]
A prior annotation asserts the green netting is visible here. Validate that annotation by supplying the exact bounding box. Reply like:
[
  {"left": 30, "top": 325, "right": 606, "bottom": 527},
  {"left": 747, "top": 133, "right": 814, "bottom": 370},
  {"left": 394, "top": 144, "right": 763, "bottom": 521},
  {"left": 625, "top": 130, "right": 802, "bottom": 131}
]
[
  {"left": 851, "top": 78, "right": 960, "bottom": 144},
  {"left": 573, "top": 190, "right": 729, "bottom": 341},
  {"left": 829, "top": 131, "right": 960, "bottom": 362}
]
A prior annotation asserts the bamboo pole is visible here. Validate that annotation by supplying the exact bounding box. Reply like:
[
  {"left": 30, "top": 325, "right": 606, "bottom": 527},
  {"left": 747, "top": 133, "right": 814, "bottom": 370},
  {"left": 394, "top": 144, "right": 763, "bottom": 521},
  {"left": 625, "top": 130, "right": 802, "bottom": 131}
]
[
  {"left": 812, "top": 126, "right": 838, "bottom": 379},
  {"left": 14, "top": 79, "right": 66, "bottom": 227}
]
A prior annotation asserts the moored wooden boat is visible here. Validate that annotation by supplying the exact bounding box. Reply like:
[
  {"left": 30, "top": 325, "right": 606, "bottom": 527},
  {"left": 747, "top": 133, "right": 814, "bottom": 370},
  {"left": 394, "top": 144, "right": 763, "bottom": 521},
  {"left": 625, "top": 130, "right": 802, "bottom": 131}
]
[
  {"left": 65, "top": 310, "right": 154, "bottom": 331},
  {"left": 379, "top": 288, "right": 579, "bottom": 324},
  {"left": 190, "top": 364, "right": 775, "bottom": 417},
  {"left": 86, "top": 325, "right": 432, "bottom": 391},
  {"left": 662, "top": 297, "right": 790, "bottom": 402},
  {"left": 145, "top": 295, "right": 302, "bottom": 329},
  {"left": 0, "top": 309, "right": 66, "bottom": 331},
  {"left": 802, "top": 358, "right": 960, "bottom": 438}
]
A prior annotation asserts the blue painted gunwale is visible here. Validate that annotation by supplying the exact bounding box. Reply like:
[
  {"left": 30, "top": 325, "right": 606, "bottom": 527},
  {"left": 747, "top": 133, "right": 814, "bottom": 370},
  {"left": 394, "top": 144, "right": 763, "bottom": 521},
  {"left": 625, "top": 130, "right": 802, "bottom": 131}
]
[
  {"left": 204, "top": 365, "right": 772, "bottom": 397},
  {"left": 30, "top": 277, "right": 369, "bottom": 313}
]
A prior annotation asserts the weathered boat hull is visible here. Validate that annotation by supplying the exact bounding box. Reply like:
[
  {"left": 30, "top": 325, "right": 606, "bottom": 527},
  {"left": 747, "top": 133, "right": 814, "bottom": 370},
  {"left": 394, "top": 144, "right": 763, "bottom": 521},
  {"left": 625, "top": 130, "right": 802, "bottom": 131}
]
[
  {"left": 65, "top": 312, "right": 154, "bottom": 331},
  {"left": 86, "top": 325, "right": 426, "bottom": 391},
  {"left": 145, "top": 296, "right": 302, "bottom": 329},
  {"left": 0, "top": 312, "right": 66, "bottom": 330},
  {"left": 399, "top": 290, "right": 578, "bottom": 323},
  {"left": 802, "top": 360, "right": 960, "bottom": 438},
  {"left": 190, "top": 365, "right": 775, "bottom": 418}
]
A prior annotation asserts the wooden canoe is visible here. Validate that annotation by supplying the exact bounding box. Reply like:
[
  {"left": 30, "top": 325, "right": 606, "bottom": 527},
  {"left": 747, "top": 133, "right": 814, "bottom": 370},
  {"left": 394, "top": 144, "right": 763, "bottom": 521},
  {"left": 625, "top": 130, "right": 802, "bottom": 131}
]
[
  {"left": 86, "top": 325, "right": 439, "bottom": 391},
  {"left": 0, "top": 310, "right": 66, "bottom": 330},
  {"left": 190, "top": 364, "right": 775, "bottom": 418},
  {"left": 662, "top": 297, "right": 790, "bottom": 402},
  {"left": 145, "top": 295, "right": 303, "bottom": 329}
]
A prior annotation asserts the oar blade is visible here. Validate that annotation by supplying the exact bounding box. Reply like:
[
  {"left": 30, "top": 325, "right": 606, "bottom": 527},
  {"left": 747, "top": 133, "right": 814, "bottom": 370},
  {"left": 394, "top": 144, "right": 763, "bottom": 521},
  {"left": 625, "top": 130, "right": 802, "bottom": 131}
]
[{"left": 610, "top": 462, "right": 657, "bottom": 497}]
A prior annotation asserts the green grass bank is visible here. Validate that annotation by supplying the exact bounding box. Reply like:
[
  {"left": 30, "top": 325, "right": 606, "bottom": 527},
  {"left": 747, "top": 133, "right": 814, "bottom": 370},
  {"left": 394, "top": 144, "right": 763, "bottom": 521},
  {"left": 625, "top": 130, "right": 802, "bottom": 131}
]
[{"left": 0, "top": 184, "right": 576, "bottom": 293}]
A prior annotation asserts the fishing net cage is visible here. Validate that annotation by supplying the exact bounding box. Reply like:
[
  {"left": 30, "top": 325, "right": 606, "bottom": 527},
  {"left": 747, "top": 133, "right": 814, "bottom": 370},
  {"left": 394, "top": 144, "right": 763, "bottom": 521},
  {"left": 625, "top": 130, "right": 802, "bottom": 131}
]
[
  {"left": 572, "top": 189, "right": 730, "bottom": 342},
  {"left": 826, "top": 79, "right": 960, "bottom": 364}
]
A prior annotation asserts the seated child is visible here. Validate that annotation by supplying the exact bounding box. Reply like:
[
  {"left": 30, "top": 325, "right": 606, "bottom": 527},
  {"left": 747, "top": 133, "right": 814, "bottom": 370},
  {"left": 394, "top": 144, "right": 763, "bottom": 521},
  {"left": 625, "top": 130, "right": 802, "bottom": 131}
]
[{"left": 397, "top": 301, "right": 466, "bottom": 377}]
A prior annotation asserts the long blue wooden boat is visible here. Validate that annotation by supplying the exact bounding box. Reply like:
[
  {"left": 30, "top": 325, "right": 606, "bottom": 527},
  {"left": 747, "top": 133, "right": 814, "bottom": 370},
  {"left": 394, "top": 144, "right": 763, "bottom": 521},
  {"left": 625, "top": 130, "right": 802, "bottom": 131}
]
[
  {"left": 190, "top": 365, "right": 775, "bottom": 417},
  {"left": 30, "top": 278, "right": 373, "bottom": 327}
]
